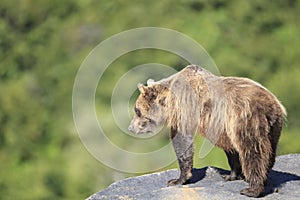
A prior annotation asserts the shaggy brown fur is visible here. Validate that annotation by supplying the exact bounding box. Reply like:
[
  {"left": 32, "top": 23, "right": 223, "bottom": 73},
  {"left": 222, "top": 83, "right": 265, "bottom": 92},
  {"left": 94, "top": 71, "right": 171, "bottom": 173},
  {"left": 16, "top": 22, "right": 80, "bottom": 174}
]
[{"left": 128, "top": 65, "right": 286, "bottom": 197}]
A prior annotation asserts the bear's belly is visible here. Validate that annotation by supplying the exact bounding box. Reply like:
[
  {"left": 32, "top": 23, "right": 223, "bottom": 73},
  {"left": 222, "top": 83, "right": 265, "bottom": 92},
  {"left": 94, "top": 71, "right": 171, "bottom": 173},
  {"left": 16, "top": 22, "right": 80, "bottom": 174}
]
[{"left": 198, "top": 131, "right": 234, "bottom": 152}]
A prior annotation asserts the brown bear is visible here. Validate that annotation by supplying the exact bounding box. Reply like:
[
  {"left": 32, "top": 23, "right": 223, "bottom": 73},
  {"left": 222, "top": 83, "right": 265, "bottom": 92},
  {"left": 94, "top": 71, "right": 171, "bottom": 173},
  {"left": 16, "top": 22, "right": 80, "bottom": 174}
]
[{"left": 128, "top": 65, "right": 286, "bottom": 197}]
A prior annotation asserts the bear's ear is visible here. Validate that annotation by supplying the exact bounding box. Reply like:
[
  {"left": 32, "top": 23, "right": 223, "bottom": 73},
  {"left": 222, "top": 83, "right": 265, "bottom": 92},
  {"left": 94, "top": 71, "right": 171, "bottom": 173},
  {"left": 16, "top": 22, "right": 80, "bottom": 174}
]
[
  {"left": 138, "top": 83, "right": 147, "bottom": 93},
  {"left": 147, "top": 79, "right": 155, "bottom": 86}
]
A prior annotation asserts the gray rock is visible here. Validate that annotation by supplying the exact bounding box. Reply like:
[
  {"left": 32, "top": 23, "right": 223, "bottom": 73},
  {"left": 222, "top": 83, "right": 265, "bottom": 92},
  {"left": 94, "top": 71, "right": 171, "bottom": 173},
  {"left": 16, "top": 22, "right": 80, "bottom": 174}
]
[{"left": 87, "top": 154, "right": 300, "bottom": 200}]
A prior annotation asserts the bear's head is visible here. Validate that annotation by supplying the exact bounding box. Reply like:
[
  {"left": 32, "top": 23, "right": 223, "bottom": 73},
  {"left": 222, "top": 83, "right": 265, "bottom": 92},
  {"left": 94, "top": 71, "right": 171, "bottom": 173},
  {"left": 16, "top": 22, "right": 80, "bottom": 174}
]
[{"left": 128, "top": 80, "right": 169, "bottom": 134}]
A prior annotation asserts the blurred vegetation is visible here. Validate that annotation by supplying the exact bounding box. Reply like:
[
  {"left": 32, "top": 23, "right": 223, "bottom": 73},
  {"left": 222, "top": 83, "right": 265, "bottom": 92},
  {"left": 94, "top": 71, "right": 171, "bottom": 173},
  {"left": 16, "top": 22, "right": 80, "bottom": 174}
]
[{"left": 0, "top": 0, "right": 299, "bottom": 199}]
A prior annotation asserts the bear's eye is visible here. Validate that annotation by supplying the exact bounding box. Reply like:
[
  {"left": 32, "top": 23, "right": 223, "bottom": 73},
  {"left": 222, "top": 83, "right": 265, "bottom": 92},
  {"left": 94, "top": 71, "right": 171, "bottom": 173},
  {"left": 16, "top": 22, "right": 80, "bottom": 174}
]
[
  {"left": 134, "top": 106, "right": 142, "bottom": 117},
  {"left": 146, "top": 117, "right": 155, "bottom": 125},
  {"left": 141, "top": 121, "right": 147, "bottom": 127}
]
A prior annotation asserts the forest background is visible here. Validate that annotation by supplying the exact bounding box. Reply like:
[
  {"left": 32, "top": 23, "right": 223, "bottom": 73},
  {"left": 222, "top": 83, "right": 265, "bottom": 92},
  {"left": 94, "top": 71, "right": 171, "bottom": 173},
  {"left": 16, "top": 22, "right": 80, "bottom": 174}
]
[{"left": 0, "top": 0, "right": 299, "bottom": 199}]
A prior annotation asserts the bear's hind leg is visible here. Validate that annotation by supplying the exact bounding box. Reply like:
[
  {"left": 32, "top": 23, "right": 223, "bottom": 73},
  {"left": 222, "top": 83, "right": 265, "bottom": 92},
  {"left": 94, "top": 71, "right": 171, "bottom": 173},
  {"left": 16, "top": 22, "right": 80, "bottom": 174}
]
[
  {"left": 268, "top": 120, "right": 282, "bottom": 171},
  {"left": 239, "top": 139, "right": 271, "bottom": 197},
  {"left": 168, "top": 128, "right": 194, "bottom": 186},
  {"left": 223, "top": 151, "right": 243, "bottom": 181}
]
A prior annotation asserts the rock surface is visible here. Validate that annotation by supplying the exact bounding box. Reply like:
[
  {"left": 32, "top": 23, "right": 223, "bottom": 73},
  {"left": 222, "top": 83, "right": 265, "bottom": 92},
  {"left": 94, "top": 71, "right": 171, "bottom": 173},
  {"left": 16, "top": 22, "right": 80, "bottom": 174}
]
[{"left": 87, "top": 154, "right": 300, "bottom": 200}]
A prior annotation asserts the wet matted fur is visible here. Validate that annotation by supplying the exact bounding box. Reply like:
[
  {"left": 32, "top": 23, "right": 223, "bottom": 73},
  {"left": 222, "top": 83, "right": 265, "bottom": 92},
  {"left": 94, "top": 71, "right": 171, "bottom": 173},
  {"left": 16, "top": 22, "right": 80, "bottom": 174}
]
[{"left": 128, "top": 65, "right": 286, "bottom": 197}]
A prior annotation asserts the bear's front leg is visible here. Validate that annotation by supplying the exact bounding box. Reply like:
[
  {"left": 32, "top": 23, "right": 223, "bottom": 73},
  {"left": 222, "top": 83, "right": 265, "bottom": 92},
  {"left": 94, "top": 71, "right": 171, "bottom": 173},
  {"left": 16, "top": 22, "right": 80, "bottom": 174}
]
[{"left": 168, "top": 128, "right": 194, "bottom": 186}]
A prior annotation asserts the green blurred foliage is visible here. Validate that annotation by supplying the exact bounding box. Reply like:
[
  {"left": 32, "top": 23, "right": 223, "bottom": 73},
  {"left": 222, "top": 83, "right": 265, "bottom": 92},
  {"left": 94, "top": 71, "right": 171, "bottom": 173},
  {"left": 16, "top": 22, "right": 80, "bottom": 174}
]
[{"left": 0, "top": 0, "right": 299, "bottom": 199}]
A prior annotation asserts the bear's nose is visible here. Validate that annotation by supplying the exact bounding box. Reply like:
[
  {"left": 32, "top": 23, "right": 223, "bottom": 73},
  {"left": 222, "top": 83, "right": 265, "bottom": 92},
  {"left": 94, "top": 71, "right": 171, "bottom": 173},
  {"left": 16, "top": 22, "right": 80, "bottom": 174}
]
[{"left": 128, "top": 125, "right": 133, "bottom": 132}]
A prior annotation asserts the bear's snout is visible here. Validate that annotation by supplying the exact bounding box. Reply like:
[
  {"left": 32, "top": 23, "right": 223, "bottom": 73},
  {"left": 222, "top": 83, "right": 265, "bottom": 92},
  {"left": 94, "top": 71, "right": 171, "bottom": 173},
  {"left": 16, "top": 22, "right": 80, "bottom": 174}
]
[{"left": 128, "top": 124, "right": 134, "bottom": 133}]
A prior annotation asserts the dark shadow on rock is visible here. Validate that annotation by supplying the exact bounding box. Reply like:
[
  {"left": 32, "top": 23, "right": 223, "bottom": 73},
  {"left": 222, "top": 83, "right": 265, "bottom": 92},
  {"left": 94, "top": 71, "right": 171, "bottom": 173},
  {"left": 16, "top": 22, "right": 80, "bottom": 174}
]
[
  {"left": 187, "top": 167, "right": 230, "bottom": 184},
  {"left": 187, "top": 167, "right": 207, "bottom": 184},
  {"left": 263, "top": 170, "right": 300, "bottom": 196},
  {"left": 186, "top": 167, "right": 300, "bottom": 198}
]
